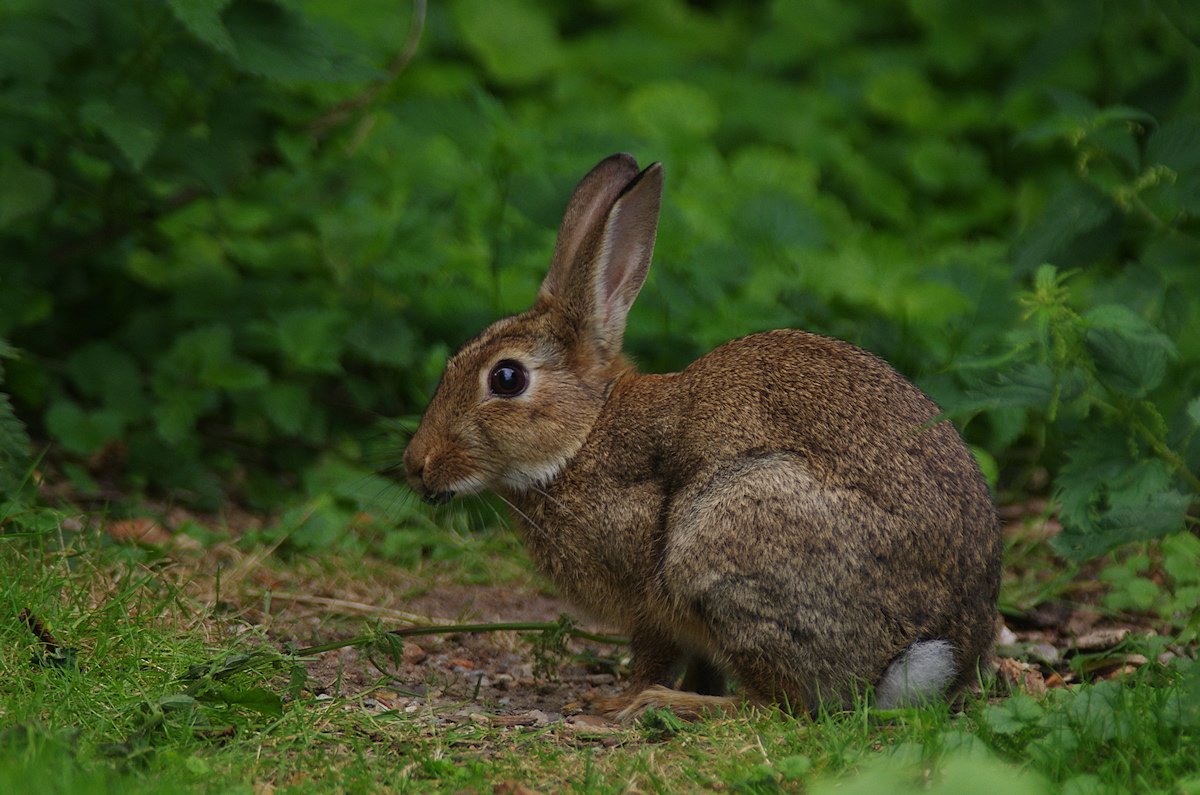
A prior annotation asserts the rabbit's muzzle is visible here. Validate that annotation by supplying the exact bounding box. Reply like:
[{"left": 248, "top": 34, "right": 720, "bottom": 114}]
[{"left": 402, "top": 452, "right": 452, "bottom": 506}]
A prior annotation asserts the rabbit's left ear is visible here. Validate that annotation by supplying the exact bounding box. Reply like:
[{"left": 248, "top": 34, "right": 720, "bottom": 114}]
[
  {"left": 539, "top": 159, "right": 663, "bottom": 356},
  {"left": 589, "top": 163, "right": 663, "bottom": 354}
]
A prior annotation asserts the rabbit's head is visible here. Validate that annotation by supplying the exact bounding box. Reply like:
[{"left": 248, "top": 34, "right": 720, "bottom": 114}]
[{"left": 403, "top": 154, "right": 663, "bottom": 504}]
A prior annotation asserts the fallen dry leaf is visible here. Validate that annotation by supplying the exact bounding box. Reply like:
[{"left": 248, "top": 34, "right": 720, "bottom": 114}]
[
  {"left": 402, "top": 644, "right": 427, "bottom": 665},
  {"left": 105, "top": 517, "right": 173, "bottom": 546},
  {"left": 996, "top": 656, "right": 1047, "bottom": 696},
  {"left": 1073, "top": 627, "right": 1130, "bottom": 651},
  {"left": 489, "top": 710, "right": 551, "bottom": 728},
  {"left": 494, "top": 780, "right": 545, "bottom": 795}
]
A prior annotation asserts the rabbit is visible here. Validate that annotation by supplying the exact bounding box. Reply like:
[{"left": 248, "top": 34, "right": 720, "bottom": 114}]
[{"left": 402, "top": 153, "right": 1003, "bottom": 721}]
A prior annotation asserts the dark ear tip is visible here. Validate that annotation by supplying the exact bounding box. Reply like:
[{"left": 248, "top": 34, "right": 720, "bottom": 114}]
[{"left": 617, "top": 160, "right": 665, "bottom": 200}]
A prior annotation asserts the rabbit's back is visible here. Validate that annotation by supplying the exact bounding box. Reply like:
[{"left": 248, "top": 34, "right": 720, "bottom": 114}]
[{"left": 666, "top": 329, "right": 988, "bottom": 521}]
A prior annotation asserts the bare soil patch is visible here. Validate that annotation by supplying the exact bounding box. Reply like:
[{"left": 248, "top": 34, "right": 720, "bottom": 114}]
[{"left": 166, "top": 545, "right": 632, "bottom": 735}]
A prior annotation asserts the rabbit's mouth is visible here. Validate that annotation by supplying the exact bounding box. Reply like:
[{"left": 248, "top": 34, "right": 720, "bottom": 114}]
[{"left": 420, "top": 490, "right": 454, "bottom": 507}]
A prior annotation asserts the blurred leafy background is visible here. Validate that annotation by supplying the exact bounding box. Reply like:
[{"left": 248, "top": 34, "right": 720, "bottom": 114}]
[{"left": 0, "top": 0, "right": 1198, "bottom": 565}]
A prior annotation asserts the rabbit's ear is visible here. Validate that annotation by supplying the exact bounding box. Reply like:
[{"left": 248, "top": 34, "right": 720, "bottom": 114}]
[
  {"left": 539, "top": 153, "right": 641, "bottom": 306},
  {"left": 539, "top": 155, "right": 663, "bottom": 355},
  {"left": 590, "top": 162, "right": 663, "bottom": 352}
]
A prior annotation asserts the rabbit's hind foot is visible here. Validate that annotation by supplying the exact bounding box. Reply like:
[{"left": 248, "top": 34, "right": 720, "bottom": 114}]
[{"left": 594, "top": 685, "right": 747, "bottom": 723}]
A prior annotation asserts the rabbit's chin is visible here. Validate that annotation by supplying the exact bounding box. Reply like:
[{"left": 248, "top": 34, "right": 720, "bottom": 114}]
[{"left": 496, "top": 454, "right": 571, "bottom": 494}]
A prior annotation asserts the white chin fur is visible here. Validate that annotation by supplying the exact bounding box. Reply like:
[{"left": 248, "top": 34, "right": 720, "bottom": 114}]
[
  {"left": 875, "top": 639, "right": 956, "bottom": 709},
  {"left": 499, "top": 456, "right": 569, "bottom": 492},
  {"left": 444, "top": 474, "right": 488, "bottom": 497}
]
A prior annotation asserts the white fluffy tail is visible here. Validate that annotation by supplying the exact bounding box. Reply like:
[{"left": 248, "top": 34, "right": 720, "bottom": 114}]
[{"left": 875, "top": 640, "right": 956, "bottom": 709}]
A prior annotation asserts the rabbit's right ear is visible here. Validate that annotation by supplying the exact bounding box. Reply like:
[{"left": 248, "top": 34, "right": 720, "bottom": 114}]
[{"left": 538, "top": 154, "right": 664, "bottom": 356}]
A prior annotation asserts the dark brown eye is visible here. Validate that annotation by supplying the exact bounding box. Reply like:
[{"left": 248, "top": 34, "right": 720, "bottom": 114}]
[{"left": 488, "top": 360, "right": 527, "bottom": 397}]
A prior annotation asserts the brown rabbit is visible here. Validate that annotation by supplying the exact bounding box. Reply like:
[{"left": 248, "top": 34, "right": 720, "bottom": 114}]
[{"left": 403, "top": 153, "right": 1002, "bottom": 721}]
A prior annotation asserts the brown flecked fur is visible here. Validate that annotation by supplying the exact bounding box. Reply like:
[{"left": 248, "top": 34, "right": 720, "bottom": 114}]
[{"left": 403, "top": 154, "right": 1002, "bottom": 722}]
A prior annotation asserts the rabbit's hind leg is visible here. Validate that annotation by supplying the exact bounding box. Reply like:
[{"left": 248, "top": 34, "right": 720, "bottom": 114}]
[
  {"left": 610, "top": 685, "right": 753, "bottom": 723},
  {"left": 592, "top": 630, "right": 744, "bottom": 722},
  {"left": 661, "top": 453, "right": 890, "bottom": 714}
]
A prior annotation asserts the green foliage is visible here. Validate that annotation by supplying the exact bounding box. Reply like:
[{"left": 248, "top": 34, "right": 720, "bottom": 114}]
[
  {"left": 1100, "top": 533, "right": 1200, "bottom": 641},
  {"left": 976, "top": 671, "right": 1200, "bottom": 786},
  {"left": 0, "top": 342, "right": 31, "bottom": 501},
  {"left": 957, "top": 262, "right": 1198, "bottom": 560},
  {"left": 942, "top": 71, "right": 1200, "bottom": 562},
  {"left": 0, "top": 0, "right": 1197, "bottom": 572}
]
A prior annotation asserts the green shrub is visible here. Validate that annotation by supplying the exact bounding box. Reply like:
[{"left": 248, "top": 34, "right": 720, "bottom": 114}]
[{"left": 0, "top": 0, "right": 1196, "bottom": 565}]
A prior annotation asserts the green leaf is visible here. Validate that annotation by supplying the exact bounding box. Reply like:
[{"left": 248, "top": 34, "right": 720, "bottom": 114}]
[
  {"left": 0, "top": 388, "right": 30, "bottom": 500},
  {"left": 981, "top": 698, "right": 1041, "bottom": 735},
  {"left": 639, "top": 706, "right": 687, "bottom": 738},
  {"left": 0, "top": 152, "right": 55, "bottom": 228},
  {"left": 260, "top": 382, "right": 310, "bottom": 436},
  {"left": 224, "top": 0, "right": 382, "bottom": 82},
  {"left": 274, "top": 309, "right": 347, "bottom": 374},
  {"left": 277, "top": 495, "right": 352, "bottom": 551},
  {"left": 1091, "top": 104, "right": 1158, "bottom": 131},
  {"left": 969, "top": 445, "right": 1000, "bottom": 490},
  {"left": 378, "top": 632, "right": 405, "bottom": 669},
  {"left": 777, "top": 755, "right": 812, "bottom": 780},
  {"left": 1015, "top": 184, "right": 1114, "bottom": 273},
  {"left": 956, "top": 363, "right": 1057, "bottom": 415},
  {"left": 1057, "top": 433, "right": 1160, "bottom": 526},
  {"left": 1054, "top": 487, "right": 1192, "bottom": 560},
  {"left": 1044, "top": 87, "right": 1098, "bottom": 119},
  {"left": 67, "top": 342, "right": 149, "bottom": 422},
  {"left": 152, "top": 386, "right": 219, "bottom": 445},
  {"left": 1187, "top": 396, "right": 1200, "bottom": 428},
  {"left": 1085, "top": 305, "right": 1177, "bottom": 397},
  {"left": 158, "top": 694, "right": 201, "bottom": 712},
  {"left": 1053, "top": 430, "right": 1194, "bottom": 560},
  {"left": 750, "top": 0, "right": 860, "bottom": 68},
  {"left": 164, "top": 325, "right": 270, "bottom": 391},
  {"left": 202, "top": 357, "right": 270, "bottom": 391},
  {"left": 452, "top": 0, "right": 562, "bottom": 86},
  {"left": 864, "top": 67, "right": 939, "bottom": 128},
  {"left": 32, "top": 645, "right": 79, "bottom": 672},
  {"left": 1065, "top": 681, "right": 1122, "bottom": 743},
  {"left": 627, "top": 80, "right": 721, "bottom": 141},
  {"left": 166, "top": 0, "right": 236, "bottom": 55},
  {"left": 200, "top": 686, "right": 283, "bottom": 717},
  {"left": 0, "top": 343, "right": 30, "bottom": 499},
  {"left": 287, "top": 664, "right": 307, "bottom": 700},
  {"left": 1145, "top": 115, "right": 1200, "bottom": 173},
  {"left": 346, "top": 317, "right": 416, "bottom": 367},
  {"left": 79, "top": 93, "right": 164, "bottom": 171},
  {"left": 44, "top": 400, "right": 124, "bottom": 456}
]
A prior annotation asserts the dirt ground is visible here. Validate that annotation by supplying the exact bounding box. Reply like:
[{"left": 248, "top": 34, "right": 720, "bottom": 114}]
[
  {"left": 287, "top": 582, "right": 629, "bottom": 731},
  {"left": 97, "top": 501, "right": 1183, "bottom": 733},
  {"left": 217, "top": 560, "right": 1165, "bottom": 735}
]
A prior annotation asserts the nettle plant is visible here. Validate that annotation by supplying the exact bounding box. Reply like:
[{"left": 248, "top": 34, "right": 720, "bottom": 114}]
[
  {"left": 960, "top": 95, "right": 1200, "bottom": 623},
  {"left": 1009, "top": 264, "right": 1199, "bottom": 559}
]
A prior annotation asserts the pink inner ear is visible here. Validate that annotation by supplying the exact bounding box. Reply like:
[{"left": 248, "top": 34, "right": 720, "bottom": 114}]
[{"left": 600, "top": 237, "right": 645, "bottom": 325}]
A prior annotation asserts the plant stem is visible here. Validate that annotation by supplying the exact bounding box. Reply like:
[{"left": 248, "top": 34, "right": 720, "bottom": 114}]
[
  {"left": 295, "top": 620, "right": 626, "bottom": 657},
  {"left": 1136, "top": 422, "right": 1200, "bottom": 495}
]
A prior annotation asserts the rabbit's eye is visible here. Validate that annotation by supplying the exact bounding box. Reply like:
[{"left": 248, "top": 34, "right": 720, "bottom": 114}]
[{"left": 488, "top": 360, "right": 528, "bottom": 397}]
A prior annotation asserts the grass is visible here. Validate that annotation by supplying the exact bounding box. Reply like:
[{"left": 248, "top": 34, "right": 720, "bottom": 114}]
[{"left": 2, "top": 504, "right": 1199, "bottom": 795}]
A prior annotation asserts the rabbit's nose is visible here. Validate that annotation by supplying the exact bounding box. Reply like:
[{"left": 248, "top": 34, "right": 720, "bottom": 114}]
[{"left": 403, "top": 450, "right": 427, "bottom": 485}]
